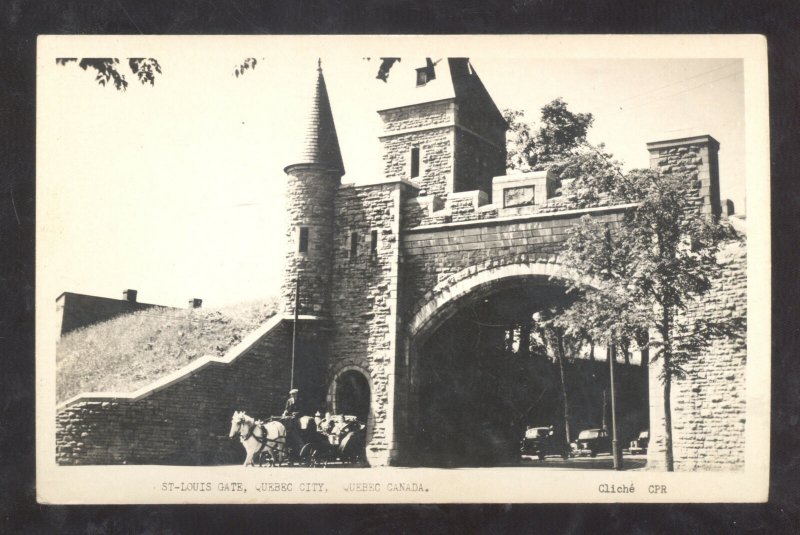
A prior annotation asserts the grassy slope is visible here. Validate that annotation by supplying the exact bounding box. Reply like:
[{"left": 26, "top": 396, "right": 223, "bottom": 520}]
[{"left": 56, "top": 297, "right": 279, "bottom": 403}]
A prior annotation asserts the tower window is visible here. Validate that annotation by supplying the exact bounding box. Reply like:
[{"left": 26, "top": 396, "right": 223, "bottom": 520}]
[
  {"left": 370, "top": 230, "right": 378, "bottom": 255},
  {"left": 415, "top": 58, "right": 437, "bottom": 87},
  {"left": 298, "top": 227, "right": 309, "bottom": 253},
  {"left": 350, "top": 231, "right": 358, "bottom": 258},
  {"left": 410, "top": 147, "right": 420, "bottom": 178}
]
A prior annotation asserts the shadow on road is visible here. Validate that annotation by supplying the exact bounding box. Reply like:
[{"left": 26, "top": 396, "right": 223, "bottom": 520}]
[{"left": 514, "top": 453, "right": 648, "bottom": 470}]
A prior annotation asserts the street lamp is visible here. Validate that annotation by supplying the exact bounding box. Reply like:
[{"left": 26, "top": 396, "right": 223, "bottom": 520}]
[
  {"left": 290, "top": 275, "right": 300, "bottom": 391},
  {"left": 609, "top": 343, "right": 624, "bottom": 470}
]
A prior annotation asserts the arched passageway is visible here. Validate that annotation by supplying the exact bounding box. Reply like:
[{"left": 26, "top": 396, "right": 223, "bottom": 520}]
[
  {"left": 334, "top": 369, "right": 371, "bottom": 423},
  {"left": 406, "top": 275, "right": 648, "bottom": 467}
]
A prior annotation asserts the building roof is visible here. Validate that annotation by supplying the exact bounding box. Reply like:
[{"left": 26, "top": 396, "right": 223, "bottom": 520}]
[
  {"left": 375, "top": 58, "right": 504, "bottom": 124},
  {"left": 374, "top": 58, "right": 506, "bottom": 140},
  {"left": 374, "top": 57, "right": 457, "bottom": 111},
  {"left": 285, "top": 61, "right": 345, "bottom": 174}
]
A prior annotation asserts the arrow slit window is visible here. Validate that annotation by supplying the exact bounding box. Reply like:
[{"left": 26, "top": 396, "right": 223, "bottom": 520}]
[
  {"left": 298, "top": 227, "right": 309, "bottom": 253},
  {"left": 370, "top": 230, "right": 378, "bottom": 255},
  {"left": 410, "top": 147, "right": 420, "bottom": 178},
  {"left": 349, "top": 231, "right": 358, "bottom": 258}
]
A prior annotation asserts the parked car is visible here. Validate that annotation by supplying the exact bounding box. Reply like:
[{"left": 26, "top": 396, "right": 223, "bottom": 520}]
[
  {"left": 571, "top": 428, "right": 612, "bottom": 457},
  {"left": 520, "top": 426, "right": 570, "bottom": 460},
  {"left": 629, "top": 429, "right": 649, "bottom": 455}
]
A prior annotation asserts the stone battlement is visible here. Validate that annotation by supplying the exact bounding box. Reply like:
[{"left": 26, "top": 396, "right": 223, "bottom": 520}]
[{"left": 400, "top": 168, "right": 579, "bottom": 227}]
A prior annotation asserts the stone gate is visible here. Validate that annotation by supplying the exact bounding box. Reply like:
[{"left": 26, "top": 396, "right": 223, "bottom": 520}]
[
  {"left": 57, "top": 58, "right": 745, "bottom": 470},
  {"left": 279, "top": 58, "right": 742, "bottom": 468}
]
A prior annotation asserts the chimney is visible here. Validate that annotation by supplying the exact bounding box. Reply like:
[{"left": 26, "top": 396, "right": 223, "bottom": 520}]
[
  {"left": 123, "top": 289, "right": 138, "bottom": 302},
  {"left": 646, "top": 134, "right": 721, "bottom": 217},
  {"left": 188, "top": 298, "right": 203, "bottom": 309}
]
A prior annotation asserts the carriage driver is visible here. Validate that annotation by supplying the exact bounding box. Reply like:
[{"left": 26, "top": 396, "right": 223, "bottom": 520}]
[{"left": 283, "top": 388, "right": 300, "bottom": 418}]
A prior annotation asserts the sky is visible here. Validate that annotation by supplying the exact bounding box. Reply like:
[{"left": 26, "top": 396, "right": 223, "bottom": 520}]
[{"left": 38, "top": 36, "right": 748, "bottom": 313}]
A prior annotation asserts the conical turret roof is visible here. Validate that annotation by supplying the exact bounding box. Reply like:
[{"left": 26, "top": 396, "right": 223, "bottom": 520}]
[{"left": 285, "top": 61, "right": 345, "bottom": 174}]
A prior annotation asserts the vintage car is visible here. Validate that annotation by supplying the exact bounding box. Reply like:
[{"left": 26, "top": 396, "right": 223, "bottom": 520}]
[
  {"left": 571, "top": 428, "right": 612, "bottom": 457},
  {"left": 520, "top": 426, "right": 570, "bottom": 460},
  {"left": 629, "top": 429, "right": 649, "bottom": 455}
]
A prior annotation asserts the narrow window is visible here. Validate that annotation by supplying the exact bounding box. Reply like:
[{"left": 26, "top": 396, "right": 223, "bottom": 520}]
[
  {"left": 298, "top": 227, "right": 309, "bottom": 253},
  {"left": 410, "top": 147, "right": 420, "bottom": 178},
  {"left": 370, "top": 230, "right": 378, "bottom": 255},
  {"left": 416, "top": 69, "right": 428, "bottom": 86},
  {"left": 415, "top": 58, "right": 436, "bottom": 87},
  {"left": 350, "top": 231, "right": 358, "bottom": 258}
]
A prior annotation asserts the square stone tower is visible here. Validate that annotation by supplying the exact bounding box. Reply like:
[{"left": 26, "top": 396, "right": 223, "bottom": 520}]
[
  {"left": 647, "top": 134, "right": 722, "bottom": 217},
  {"left": 377, "top": 58, "right": 507, "bottom": 203}
]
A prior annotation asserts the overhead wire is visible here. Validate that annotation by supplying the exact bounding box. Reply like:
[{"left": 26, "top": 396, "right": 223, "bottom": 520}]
[
  {"left": 616, "top": 60, "right": 742, "bottom": 106},
  {"left": 619, "top": 68, "right": 743, "bottom": 113}
]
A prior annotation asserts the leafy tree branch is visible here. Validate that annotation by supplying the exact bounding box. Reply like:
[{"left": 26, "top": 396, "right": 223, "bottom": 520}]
[{"left": 56, "top": 58, "right": 162, "bottom": 91}]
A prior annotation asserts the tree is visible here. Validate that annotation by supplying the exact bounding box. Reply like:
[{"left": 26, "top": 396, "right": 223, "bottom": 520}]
[
  {"left": 504, "top": 98, "right": 594, "bottom": 172},
  {"left": 534, "top": 308, "right": 588, "bottom": 446},
  {"left": 55, "top": 56, "right": 259, "bottom": 90},
  {"left": 56, "top": 58, "right": 163, "bottom": 90},
  {"left": 555, "top": 151, "right": 741, "bottom": 471}
]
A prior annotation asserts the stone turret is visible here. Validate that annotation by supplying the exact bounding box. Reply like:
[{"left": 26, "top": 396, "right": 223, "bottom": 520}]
[{"left": 281, "top": 60, "right": 345, "bottom": 317}]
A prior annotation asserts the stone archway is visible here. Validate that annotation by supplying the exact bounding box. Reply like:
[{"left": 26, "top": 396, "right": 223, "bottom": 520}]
[
  {"left": 398, "top": 261, "right": 646, "bottom": 467},
  {"left": 327, "top": 364, "right": 374, "bottom": 452},
  {"left": 334, "top": 370, "right": 371, "bottom": 422},
  {"left": 408, "top": 260, "right": 576, "bottom": 345}
]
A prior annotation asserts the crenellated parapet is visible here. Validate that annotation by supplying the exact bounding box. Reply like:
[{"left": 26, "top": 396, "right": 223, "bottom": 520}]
[{"left": 400, "top": 167, "right": 575, "bottom": 227}]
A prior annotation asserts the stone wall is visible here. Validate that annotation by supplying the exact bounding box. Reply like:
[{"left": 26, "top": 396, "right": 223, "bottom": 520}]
[
  {"left": 378, "top": 95, "right": 506, "bottom": 204},
  {"left": 647, "top": 239, "right": 747, "bottom": 470},
  {"left": 399, "top": 178, "right": 586, "bottom": 229},
  {"left": 381, "top": 127, "right": 454, "bottom": 199},
  {"left": 647, "top": 135, "right": 721, "bottom": 217},
  {"left": 56, "top": 319, "right": 327, "bottom": 465},
  {"left": 400, "top": 207, "right": 628, "bottom": 322},
  {"left": 379, "top": 100, "right": 453, "bottom": 133},
  {"left": 329, "top": 181, "right": 412, "bottom": 464}
]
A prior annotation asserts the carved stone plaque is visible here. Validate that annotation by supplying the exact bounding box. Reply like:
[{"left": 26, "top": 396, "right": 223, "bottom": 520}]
[{"left": 503, "top": 185, "right": 535, "bottom": 207}]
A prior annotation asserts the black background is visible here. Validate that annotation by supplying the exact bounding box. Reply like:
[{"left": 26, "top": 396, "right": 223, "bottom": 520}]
[{"left": 2, "top": 1, "right": 799, "bottom": 532}]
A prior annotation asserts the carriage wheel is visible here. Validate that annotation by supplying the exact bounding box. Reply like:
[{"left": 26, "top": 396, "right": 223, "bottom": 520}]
[
  {"left": 298, "top": 443, "right": 316, "bottom": 467},
  {"left": 340, "top": 432, "right": 366, "bottom": 466}
]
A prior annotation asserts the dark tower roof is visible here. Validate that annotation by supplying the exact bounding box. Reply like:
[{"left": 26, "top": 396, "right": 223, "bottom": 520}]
[{"left": 285, "top": 60, "right": 345, "bottom": 174}]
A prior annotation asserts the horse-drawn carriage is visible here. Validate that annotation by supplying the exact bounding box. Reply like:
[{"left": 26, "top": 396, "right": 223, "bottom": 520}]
[
  {"left": 301, "top": 414, "right": 367, "bottom": 467},
  {"left": 229, "top": 410, "right": 366, "bottom": 467}
]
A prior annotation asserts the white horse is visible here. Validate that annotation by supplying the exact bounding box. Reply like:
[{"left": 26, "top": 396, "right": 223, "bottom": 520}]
[{"left": 228, "top": 411, "right": 287, "bottom": 466}]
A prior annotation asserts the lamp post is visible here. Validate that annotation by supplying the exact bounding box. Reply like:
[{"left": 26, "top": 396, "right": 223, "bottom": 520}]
[
  {"left": 609, "top": 343, "right": 624, "bottom": 470},
  {"left": 290, "top": 276, "right": 300, "bottom": 391}
]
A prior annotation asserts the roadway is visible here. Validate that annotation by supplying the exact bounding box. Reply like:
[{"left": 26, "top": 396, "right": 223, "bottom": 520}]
[{"left": 517, "top": 453, "right": 648, "bottom": 471}]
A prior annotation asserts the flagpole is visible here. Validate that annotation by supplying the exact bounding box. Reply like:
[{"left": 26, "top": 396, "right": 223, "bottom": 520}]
[{"left": 290, "top": 277, "right": 299, "bottom": 391}]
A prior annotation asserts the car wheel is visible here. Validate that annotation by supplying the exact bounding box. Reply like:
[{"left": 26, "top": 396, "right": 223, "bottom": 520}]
[
  {"left": 590, "top": 451, "right": 597, "bottom": 458},
  {"left": 538, "top": 453, "right": 546, "bottom": 461}
]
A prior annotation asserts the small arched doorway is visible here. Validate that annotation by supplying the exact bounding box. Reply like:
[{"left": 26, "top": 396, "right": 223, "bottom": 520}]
[{"left": 334, "top": 369, "right": 370, "bottom": 423}]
